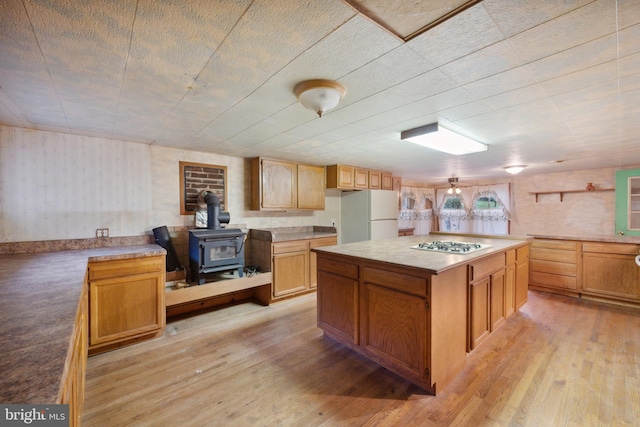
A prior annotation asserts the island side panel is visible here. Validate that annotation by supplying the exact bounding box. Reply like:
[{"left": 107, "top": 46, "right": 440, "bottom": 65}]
[{"left": 429, "top": 264, "right": 468, "bottom": 393}]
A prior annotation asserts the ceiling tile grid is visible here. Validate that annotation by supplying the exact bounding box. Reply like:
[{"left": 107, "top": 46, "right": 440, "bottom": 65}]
[{"left": 0, "top": 0, "right": 638, "bottom": 181}]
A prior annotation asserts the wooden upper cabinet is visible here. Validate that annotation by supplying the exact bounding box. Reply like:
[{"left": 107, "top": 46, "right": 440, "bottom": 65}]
[
  {"left": 326, "top": 164, "right": 355, "bottom": 189},
  {"left": 369, "top": 170, "right": 382, "bottom": 189},
  {"left": 327, "top": 164, "right": 392, "bottom": 190},
  {"left": 381, "top": 172, "right": 393, "bottom": 190},
  {"left": 251, "top": 157, "right": 325, "bottom": 211},
  {"left": 355, "top": 168, "right": 369, "bottom": 189},
  {"left": 297, "top": 164, "right": 325, "bottom": 210}
]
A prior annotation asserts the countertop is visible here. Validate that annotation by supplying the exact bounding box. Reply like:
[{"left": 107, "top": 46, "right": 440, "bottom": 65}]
[
  {"left": 529, "top": 233, "right": 640, "bottom": 244},
  {"left": 312, "top": 233, "right": 529, "bottom": 275},
  {"left": 0, "top": 245, "right": 165, "bottom": 403},
  {"left": 249, "top": 225, "right": 337, "bottom": 242}
]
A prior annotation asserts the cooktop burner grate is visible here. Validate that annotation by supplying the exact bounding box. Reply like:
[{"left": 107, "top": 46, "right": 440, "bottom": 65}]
[{"left": 410, "top": 240, "right": 492, "bottom": 253}]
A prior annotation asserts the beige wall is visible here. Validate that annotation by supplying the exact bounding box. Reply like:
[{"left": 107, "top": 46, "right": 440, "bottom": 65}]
[
  {"left": 0, "top": 126, "right": 339, "bottom": 242},
  {"left": 0, "top": 125, "right": 632, "bottom": 242}
]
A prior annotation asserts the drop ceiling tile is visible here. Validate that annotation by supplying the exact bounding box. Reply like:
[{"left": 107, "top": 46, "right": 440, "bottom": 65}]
[
  {"left": 526, "top": 33, "right": 617, "bottom": 82},
  {"left": 619, "top": 23, "right": 640, "bottom": 57},
  {"left": 482, "top": 85, "right": 549, "bottom": 111},
  {"left": 509, "top": 0, "right": 617, "bottom": 63},
  {"left": 463, "top": 66, "right": 537, "bottom": 99},
  {"left": 539, "top": 61, "right": 618, "bottom": 96},
  {"left": 439, "top": 40, "right": 526, "bottom": 85},
  {"left": 388, "top": 69, "right": 459, "bottom": 103},
  {"left": 483, "top": 0, "right": 593, "bottom": 37},
  {"left": 274, "top": 14, "right": 401, "bottom": 84},
  {"left": 618, "top": 0, "right": 640, "bottom": 29},
  {"left": 406, "top": 3, "right": 505, "bottom": 67},
  {"left": 337, "top": 46, "right": 435, "bottom": 104}
]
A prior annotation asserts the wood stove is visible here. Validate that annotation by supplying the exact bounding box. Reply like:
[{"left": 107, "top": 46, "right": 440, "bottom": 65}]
[
  {"left": 189, "top": 228, "right": 246, "bottom": 284},
  {"left": 188, "top": 192, "right": 246, "bottom": 285}
]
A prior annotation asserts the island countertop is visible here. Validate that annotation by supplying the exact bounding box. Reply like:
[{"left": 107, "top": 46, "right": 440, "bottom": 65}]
[
  {"left": 312, "top": 233, "right": 530, "bottom": 275},
  {"left": 0, "top": 244, "right": 165, "bottom": 404}
]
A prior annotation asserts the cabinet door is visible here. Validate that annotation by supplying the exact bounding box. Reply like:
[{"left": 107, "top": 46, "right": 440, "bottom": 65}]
[
  {"left": 317, "top": 269, "right": 359, "bottom": 345},
  {"left": 297, "top": 164, "right": 325, "bottom": 210},
  {"left": 615, "top": 168, "right": 640, "bottom": 236},
  {"left": 469, "top": 277, "right": 490, "bottom": 350},
  {"left": 260, "top": 159, "right": 297, "bottom": 210},
  {"left": 89, "top": 272, "right": 164, "bottom": 346},
  {"left": 490, "top": 270, "right": 505, "bottom": 332},
  {"left": 309, "top": 237, "right": 338, "bottom": 288},
  {"left": 272, "top": 249, "right": 308, "bottom": 298},
  {"left": 381, "top": 172, "right": 393, "bottom": 190},
  {"left": 369, "top": 171, "right": 382, "bottom": 189},
  {"left": 361, "top": 282, "right": 428, "bottom": 381},
  {"left": 355, "top": 168, "right": 369, "bottom": 189},
  {"left": 582, "top": 252, "right": 640, "bottom": 301}
]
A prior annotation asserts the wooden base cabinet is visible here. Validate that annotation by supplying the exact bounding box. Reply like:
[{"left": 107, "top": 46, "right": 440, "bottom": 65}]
[
  {"left": 88, "top": 255, "right": 165, "bottom": 354},
  {"left": 582, "top": 242, "right": 640, "bottom": 303},
  {"left": 252, "top": 236, "right": 338, "bottom": 303},
  {"left": 59, "top": 285, "right": 88, "bottom": 427},
  {"left": 529, "top": 239, "right": 579, "bottom": 297}
]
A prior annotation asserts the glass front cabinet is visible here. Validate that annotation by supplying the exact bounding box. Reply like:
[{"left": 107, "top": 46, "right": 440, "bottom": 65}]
[{"left": 615, "top": 168, "right": 640, "bottom": 236}]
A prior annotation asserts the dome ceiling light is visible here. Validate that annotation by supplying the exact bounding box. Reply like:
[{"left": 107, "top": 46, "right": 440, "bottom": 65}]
[
  {"left": 504, "top": 165, "right": 527, "bottom": 175},
  {"left": 294, "top": 79, "right": 346, "bottom": 118}
]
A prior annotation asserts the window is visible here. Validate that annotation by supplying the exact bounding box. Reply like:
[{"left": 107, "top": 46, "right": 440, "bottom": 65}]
[
  {"left": 475, "top": 195, "right": 499, "bottom": 209},
  {"left": 443, "top": 197, "right": 463, "bottom": 209}
]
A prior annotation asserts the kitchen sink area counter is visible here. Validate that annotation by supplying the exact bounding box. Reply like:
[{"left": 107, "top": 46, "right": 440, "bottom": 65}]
[
  {"left": 313, "top": 233, "right": 530, "bottom": 395},
  {"left": 249, "top": 225, "right": 337, "bottom": 242},
  {"left": 0, "top": 244, "right": 165, "bottom": 407}
]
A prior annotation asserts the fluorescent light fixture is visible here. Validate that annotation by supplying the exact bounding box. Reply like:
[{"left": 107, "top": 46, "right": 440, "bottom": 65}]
[
  {"left": 504, "top": 165, "right": 527, "bottom": 175},
  {"left": 400, "top": 123, "right": 487, "bottom": 155}
]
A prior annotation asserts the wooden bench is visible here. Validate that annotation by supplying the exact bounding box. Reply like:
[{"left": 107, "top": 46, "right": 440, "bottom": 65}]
[{"left": 165, "top": 272, "right": 272, "bottom": 317}]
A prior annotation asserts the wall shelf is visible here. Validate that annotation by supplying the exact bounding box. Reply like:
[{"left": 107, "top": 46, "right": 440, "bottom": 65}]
[{"left": 529, "top": 188, "right": 614, "bottom": 202}]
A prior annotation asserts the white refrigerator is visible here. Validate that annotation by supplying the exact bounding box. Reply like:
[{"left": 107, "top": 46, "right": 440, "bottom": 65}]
[{"left": 341, "top": 190, "right": 398, "bottom": 243}]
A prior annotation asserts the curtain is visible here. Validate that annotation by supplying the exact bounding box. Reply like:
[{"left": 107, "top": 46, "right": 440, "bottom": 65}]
[
  {"left": 399, "top": 185, "right": 435, "bottom": 235},
  {"left": 435, "top": 183, "right": 511, "bottom": 235}
]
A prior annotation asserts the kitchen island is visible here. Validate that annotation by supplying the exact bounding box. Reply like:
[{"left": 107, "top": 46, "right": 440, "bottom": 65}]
[{"left": 312, "top": 233, "right": 530, "bottom": 395}]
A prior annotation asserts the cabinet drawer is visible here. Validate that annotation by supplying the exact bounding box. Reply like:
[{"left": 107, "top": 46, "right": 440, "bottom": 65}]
[
  {"left": 309, "top": 236, "right": 338, "bottom": 249},
  {"left": 273, "top": 240, "right": 308, "bottom": 254},
  {"left": 582, "top": 242, "right": 640, "bottom": 255},
  {"left": 469, "top": 253, "right": 506, "bottom": 281},
  {"left": 517, "top": 245, "right": 529, "bottom": 260},
  {"left": 529, "top": 271, "right": 577, "bottom": 290},
  {"left": 530, "top": 259, "right": 576, "bottom": 276},
  {"left": 88, "top": 256, "right": 164, "bottom": 281},
  {"left": 529, "top": 247, "right": 576, "bottom": 263},
  {"left": 531, "top": 239, "right": 577, "bottom": 251},
  {"left": 318, "top": 257, "right": 358, "bottom": 279},
  {"left": 362, "top": 267, "right": 428, "bottom": 296}
]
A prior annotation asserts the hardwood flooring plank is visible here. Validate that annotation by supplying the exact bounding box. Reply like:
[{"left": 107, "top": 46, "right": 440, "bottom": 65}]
[{"left": 83, "top": 291, "right": 640, "bottom": 427}]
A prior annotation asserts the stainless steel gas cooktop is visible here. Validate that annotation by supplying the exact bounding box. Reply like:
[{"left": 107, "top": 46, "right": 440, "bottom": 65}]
[{"left": 410, "top": 241, "right": 492, "bottom": 254}]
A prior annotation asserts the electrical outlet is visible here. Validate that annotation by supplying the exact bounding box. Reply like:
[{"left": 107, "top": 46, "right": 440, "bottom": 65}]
[
  {"left": 330, "top": 218, "right": 336, "bottom": 227},
  {"left": 271, "top": 220, "right": 278, "bottom": 227},
  {"left": 95, "top": 228, "right": 109, "bottom": 238}
]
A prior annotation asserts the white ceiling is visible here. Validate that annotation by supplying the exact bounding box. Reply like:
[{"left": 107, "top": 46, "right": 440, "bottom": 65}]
[{"left": 1, "top": 0, "right": 639, "bottom": 182}]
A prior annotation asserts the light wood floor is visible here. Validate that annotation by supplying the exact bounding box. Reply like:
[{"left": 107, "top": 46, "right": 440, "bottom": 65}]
[{"left": 83, "top": 291, "right": 640, "bottom": 426}]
